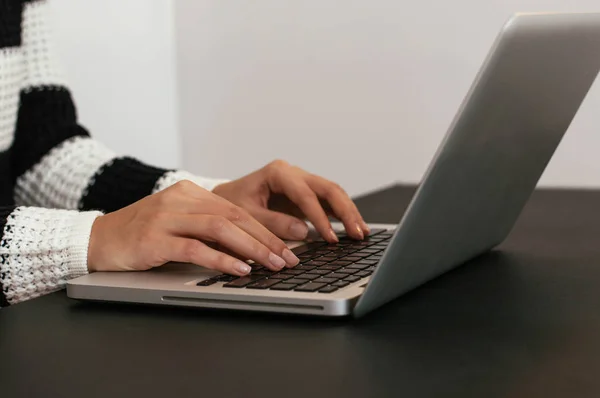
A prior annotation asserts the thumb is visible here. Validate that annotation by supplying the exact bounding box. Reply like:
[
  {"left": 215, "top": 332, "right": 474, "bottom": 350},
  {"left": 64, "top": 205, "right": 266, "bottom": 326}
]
[{"left": 251, "top": 207, "right": 309, "bottom": 240}]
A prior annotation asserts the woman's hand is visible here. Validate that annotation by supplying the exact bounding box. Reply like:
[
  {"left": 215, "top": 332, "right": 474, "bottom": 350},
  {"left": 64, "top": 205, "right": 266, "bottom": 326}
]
[
  {"left": 212, "top": 160, "right": 369, "bottom": 243},
  {"left": 87, "top": 180, "right": 299, "bottom": 275}
]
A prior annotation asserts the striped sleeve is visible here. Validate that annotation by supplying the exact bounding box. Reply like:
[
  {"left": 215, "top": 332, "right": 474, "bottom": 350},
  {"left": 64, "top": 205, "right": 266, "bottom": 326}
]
[
  {"left": 11, "top": 0, "right": 227, "bottom": 213},
  {"left": 0, "top": 205, "right": 101, "bottom": 306}
]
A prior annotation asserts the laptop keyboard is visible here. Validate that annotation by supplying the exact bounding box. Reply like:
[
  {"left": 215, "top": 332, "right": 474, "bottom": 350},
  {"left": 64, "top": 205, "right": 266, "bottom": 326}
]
[{"left": 196, "top": 229, "right": 393, "bottom": 293}]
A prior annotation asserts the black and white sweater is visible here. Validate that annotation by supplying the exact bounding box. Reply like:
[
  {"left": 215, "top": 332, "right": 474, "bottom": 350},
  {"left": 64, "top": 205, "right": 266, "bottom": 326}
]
[{"left": 0, "top": 0, "right": 225, "bottom": 307}]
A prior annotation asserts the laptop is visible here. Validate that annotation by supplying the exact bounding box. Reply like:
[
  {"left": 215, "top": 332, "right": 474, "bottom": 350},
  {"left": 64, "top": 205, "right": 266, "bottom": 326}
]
[{"left": 67, "top": 12, "right": 600, "bottom": 317}]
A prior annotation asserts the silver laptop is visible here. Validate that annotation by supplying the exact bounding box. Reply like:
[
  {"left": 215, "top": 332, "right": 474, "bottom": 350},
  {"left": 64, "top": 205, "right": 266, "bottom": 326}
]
[{"left": 67, "top": 12, "right": 600, "bottom": 317}]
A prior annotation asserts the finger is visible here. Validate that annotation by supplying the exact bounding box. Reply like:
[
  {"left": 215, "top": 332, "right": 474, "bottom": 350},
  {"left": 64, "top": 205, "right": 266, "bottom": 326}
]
[
  {"left": 250, "top": 207, "right": 309, "bottom": 241},
  {"left": 175, "top": 192, "right": 300, "bottom": 267},
  {"left": 308, "top": 175, "right": 367, "bottom": 239},
  {"left": 166, "top": 237, "right": 252, "bottom": 276},
  {"left": 169, "top": 214, "right": 290, "bottom": 271},
  {"left": 276, "top": 180, "right": 338, "bottom": 243},
  {"left": 223, "top": 205, "right": 300, "bottom": 267}
]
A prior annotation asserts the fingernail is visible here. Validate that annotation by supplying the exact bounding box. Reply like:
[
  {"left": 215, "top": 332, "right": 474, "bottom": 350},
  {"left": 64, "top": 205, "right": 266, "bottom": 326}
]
[
  {"left": 236, "top": 261, "right": 251, "bottom": 275},
  {"left": 282, "top": 248, "right": 300, "bottom": 266},
  {"left": 355, "top": 223, "right": 364, "bottom": 240},
  {"left": 269, "top": 252, "right": 286, "bottom": 269},
  {"left": 329, "top": 229, "right": 339, "bottom": 243},
  {"left": 289, "top": 222, "right": 309, "bottom": 240}
]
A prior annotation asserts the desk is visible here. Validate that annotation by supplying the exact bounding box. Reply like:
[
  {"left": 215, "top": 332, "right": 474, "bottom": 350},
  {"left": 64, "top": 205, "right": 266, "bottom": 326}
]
[{"left": 2, "top": 185, "right": 600, "bottom": 398}]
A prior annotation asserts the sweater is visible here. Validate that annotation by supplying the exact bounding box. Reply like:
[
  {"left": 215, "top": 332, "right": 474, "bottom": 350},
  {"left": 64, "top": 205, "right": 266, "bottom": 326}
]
[{"left": 0, "top": 0, "right": 226, "bottom": 307}]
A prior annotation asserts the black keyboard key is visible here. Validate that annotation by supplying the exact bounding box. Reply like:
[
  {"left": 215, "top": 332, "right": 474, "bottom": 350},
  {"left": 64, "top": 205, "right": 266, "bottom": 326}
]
[
  {"left": 366, "top": 266, "right": 377, "bottom": 272},
  {"left": 292, "top": 242, "right": 327, "bottom": 255},
  {"left": 353, "top": 252, "right": 373, "bottom": 258},
  {"left": 280, "top": 269, "right": 304, "bottom": 276},
  {"left": 321, "top": 265, "right": 342, "bottom": 271},
  {"left": 327, "top": 272, "right": 348, "bottom": 280},
  {"left": 330, "top": 260, "right": 352, "bottom": 267},
  {"left": 197, "top": 279, "right": 217, "bottom": 286},
  {"left": 344, "top": 275, "right": 361, "bottom": 283},
  {"left": 286, "top": 278, "right": 311, "bottom": 285},
  {"left": 306, "top": 269, "right": 330, "bottom": 276},
  {"left": 319, "top": 285, "right": 339, "bottom": 293},
  {"left": 316, "top": 277, "right": 338, "bottom": 284},
  {"left": 357, "top": 260, "right": 378, "bottom": 266},
  {"left": 370, "top": 244, "right": 388, "bottom": 250},
  {"left": 269, "top": 273, "right": 292, "bottom": 280},
  {"left": 223, "top": 275, "right": 265, "bottom": 288},
  {"left": 247, "top": 278, "right": 282, "bottom": 289},
  {"left": 298, "top": 254, "right": 315, "bottom": 261},
  {"left": 296, "top": 265, "right": 316, "bottom": 271},
  {"left": 270, "top": 283, "right": 298, "bottom": 291},
  {"left": 356, "top": 270, "right": 372, "bottom": 277},
  {"left": 213, "top": 274, "right": 237, "bottom": 282},
  {"left": 329, "top": 253, "right": 348, "bottom": 259},
  {"left": 306, "top": 260, "right": 328, "bottom": 266},
  {"left": 340, "top": 256, "right": 362, "bottom": 262},
  {"left": 252, "top": 269, "right": 275, "bottom": 276},
  {"left": 332, "top": 280, "right": 350, "bottom": 288},
  {"left": 338, "top": 268, "right": 358, "bottom": 275},
  {"left": 319, "top": 256, "right": 339, "bottom": 262},
  {"left": 337, "top": 241, "right": 353, "bottom": 246},
  {"left": 346, "top": 263, "right": 369, "bottom": 270},
  {"left": 360, "top": 249, "right": 381, "bottom": 254},
  {"left": 295, "top": 282, "right": 328, "bottom": 292},
  {"left": 295, "top": 274, "right": 320, "bottom": 281}
]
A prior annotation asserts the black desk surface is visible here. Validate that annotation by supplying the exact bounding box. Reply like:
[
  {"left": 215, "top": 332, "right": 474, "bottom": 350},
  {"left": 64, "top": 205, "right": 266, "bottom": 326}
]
[{"left": 2, "top": 185, "right": 600, "bottom": 398}]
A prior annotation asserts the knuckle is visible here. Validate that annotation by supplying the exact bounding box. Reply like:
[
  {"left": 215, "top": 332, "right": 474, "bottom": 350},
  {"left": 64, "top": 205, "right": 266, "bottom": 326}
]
[
  {"left": 172, "top": 179, "right": 196, "bottom": 193},
  {"left": 182, "top": 240, "right": 201, "bottom": 263},
  {"left": 214, "top": 252, "right": 233, "bottom": 271},
  {"left": 208, "top": 215, "right": 230, "bottom": 236},
  {"left": 227, "top": 206, "right": 246, "bottom": 222},
  {"left": 267, "top": 234, "right": 286, "bottom": 252},
  {"left": 255, "top": 243, "right": 272, "bottom": 260},
  {"left": 268, "top": 159, "right": 289, "bottom": 170},
  {"left": 297, "top": 194, "right": 315, "bottom": 209},
  {"left": 155, "top": 188, "right": 179, "bottom": 207},
  {"left": 324, "top": 182, "right": 344, "bottom": 197}
]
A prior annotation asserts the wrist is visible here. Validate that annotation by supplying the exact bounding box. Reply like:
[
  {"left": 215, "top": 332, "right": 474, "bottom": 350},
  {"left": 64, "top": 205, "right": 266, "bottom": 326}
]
[{"left": 87, "top": 214, "right": 104, "bottom": 273}]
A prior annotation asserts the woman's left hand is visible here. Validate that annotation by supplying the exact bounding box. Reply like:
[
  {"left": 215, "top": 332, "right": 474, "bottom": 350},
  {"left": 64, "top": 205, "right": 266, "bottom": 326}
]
[{"left": 212, "top": 160, "right": 370, "bottom": 243}]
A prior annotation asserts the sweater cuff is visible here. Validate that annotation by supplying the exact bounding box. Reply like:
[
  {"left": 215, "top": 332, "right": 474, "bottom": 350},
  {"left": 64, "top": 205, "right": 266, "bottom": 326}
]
[
  {"left": 153, "top": 170, "right": 230, "bottom": 193},
  {"left": 65, "top": 210, "right": 103, "bottom": 278},
  {"left": 0, "top": 207, "right": 102, "bottom": 305}
]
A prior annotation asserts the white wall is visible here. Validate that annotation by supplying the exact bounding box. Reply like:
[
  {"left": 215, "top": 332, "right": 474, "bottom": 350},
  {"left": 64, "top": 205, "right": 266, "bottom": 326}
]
[
  {"left": 49, "top": 0, "right": 181, "bottom": 168},
  {"left": 175, "top": 0, "right": 600, "bottom": 196}
]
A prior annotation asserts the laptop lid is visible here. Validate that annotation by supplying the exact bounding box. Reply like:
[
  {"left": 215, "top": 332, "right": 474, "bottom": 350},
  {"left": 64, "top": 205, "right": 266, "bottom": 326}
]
[{"left": 354, "top": 12, "right": 600, "bottom": 317}]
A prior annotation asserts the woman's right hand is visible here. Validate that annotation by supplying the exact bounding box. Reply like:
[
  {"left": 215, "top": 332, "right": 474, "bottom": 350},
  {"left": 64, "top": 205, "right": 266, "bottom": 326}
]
[{"left": 87, "top": 180, "right": 300, "bottom": 276}]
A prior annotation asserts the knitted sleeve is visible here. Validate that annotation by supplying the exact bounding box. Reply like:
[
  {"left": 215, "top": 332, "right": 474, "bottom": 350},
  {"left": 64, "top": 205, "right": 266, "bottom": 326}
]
[
  {"left": 11, "top": 0, "right": 227, "bottom": 213},
  {"left": 0, "top": 205, "right": 101, "bottom": 307}
]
